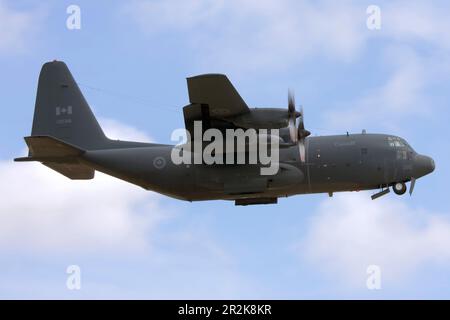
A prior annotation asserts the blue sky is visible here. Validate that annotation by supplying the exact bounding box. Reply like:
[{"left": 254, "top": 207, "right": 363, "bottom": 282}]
[{"left": 0, "top": 0, "right": 450, "bottom": 299}]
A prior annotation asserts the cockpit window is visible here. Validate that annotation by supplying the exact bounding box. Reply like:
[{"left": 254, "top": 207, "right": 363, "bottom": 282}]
[
  {"left": 387, "top": 136, "right": 406, "bottom": 148},
  {"left": 387, "top": 136, "right": 416, "bottom": 154}
]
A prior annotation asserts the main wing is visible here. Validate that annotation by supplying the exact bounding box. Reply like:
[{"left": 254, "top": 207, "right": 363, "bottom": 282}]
[
  {"left": 183, "top": 74, "right": 251, "bottom": 136},
  {"left": 186, "top": 74, "right": 249, "bottom": 118},
  {"left": 183, "top": 73, "right": 296, "bottom": 137}
]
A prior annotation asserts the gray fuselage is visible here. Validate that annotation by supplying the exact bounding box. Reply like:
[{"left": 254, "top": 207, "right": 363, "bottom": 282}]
[{"left": 82, "top": 133, "right": 435, "bottom": 202}]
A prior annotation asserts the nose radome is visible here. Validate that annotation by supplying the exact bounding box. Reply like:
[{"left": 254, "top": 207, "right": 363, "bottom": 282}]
[
  {"left": 413, "top": 154, "right": 435, "bottom": 178},
  {"left": 430, "top": 157, "right": 435, "bottom": 172}
]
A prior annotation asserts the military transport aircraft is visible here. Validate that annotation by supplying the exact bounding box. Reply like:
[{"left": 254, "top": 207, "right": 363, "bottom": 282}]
[{"left": 15, "top": 61, "right": 435, "bottom": 205}]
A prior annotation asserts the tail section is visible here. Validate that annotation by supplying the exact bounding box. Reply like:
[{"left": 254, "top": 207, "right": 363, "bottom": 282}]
[
  {"left": 16, "top": 60, "right": 157, "bottom": 180},
  {"left": 31, "top": 60, "right": 108, "bottom": 150}
]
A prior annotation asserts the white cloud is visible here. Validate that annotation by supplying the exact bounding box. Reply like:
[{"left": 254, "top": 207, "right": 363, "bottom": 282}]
[
  {"left": 100, "top": 117, "right": 153, "bottom": 142},
  {"left": 324, "top": 46, "right": 429, "bottom": 131},
  {"left": 384, "top": 2, "right": 450, "bottom": 50},
  {"left": 0, "top": 1, "right": 41, "bottom": 54},
  {"left": 322, "top": 2, "right": 450, "bottom": 131},
  {"left": 299, "top": 193, "right": 450, "bottom": 287},
  {"left": 124, "top": 0, "right": 367, "bottom": 71},
  {"left": 124, "top": 0, "right": 224, "bottom": 31},
  {"left": 1, "top": 120, "right": 163, "bottom": 254},
  {"left": 124, "top": 1, "right": 450, "bottom": 74},
  {"left": 0, "top": 162, "right": 163, "bottom": 254},
  {"left": 2, "top": 118, "right": 244, "bottom": 298},
  {"left": 124, "top": 1, "right": 450, "bottom": 129}
]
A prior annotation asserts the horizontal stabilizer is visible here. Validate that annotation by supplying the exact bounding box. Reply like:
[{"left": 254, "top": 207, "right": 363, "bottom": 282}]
[
  {"left": 20, "top": 135, "right": 85, "bottom": 158},
  {"left": 14, "top": 135, "right": 94, "bottom": 180},
  {"left": 43, "top": 162, "right": 94, "bottom": 180}
]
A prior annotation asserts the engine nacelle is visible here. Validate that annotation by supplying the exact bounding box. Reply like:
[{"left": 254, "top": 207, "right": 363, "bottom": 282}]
[{"left": 227, "top": 108, "right": 292, "bottom": 129}]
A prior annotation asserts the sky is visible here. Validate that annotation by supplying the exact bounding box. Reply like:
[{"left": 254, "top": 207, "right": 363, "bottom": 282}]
[{"left": 0, "top": 0, "right": 449, "bottom": 299}]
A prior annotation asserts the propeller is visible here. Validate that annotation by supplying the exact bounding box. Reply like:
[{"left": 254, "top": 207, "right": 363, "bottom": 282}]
[
  {"left": 409, "top": 177, "right": 416, "bottom": 195},
  {"left": 287, "top": 90, "right": 310, "bottom": 162}
]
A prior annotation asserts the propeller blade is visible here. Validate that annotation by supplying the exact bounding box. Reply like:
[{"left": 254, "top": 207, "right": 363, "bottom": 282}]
[
  {"left": 288, "top": 89, "right": 298, "bottom": 142},
  {"left": 287, "top": 90, "right": 310, "bottom": 162},
  {"left": 296, "top": 104, "right": 310, "bottom": 163},
  {"left": 299, "top": 140, "right": 306, "bottom": 162},
  {"left": 288, "top": 89, "right": 295, "bottom": 114},
  {"left": 409, "top": 177, "right": 416, "bottom": 195},
  {"left": 297, "top": 106, "right": 311, "bottom": 138},
  {"left": 289, "top": 118, "right": 297, "bottom": 143},
  {"left": 298, "top": 105, "right": 305, "bottom": 130}
]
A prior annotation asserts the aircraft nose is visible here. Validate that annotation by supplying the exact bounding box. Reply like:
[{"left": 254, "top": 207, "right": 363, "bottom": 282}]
[{"left": 413, "top": 154, "right": 435, "bottom": 178}]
